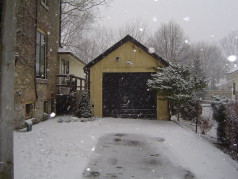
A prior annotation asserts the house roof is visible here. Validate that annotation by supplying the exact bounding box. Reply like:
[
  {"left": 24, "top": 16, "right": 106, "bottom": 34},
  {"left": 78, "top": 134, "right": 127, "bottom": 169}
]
[
  {"left": 227, "top": 66, "right": 238, "bottom": 74},
  {"left": 84, "top": 35, "right": 169, "bottom": 70},
  {"left": 58, "top": 48, "right": 86, "bottom": 65}
]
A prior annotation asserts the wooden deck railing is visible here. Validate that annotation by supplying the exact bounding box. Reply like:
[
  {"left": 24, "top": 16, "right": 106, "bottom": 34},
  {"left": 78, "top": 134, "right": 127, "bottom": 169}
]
[{"left": 56, "top": 74, "right": 87, "bottom": 94}]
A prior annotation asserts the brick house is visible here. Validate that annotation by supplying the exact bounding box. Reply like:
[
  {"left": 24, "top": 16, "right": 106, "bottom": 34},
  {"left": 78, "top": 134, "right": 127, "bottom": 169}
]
[{"left": 14, "top": 0, "right": 61, "bottom": 129}]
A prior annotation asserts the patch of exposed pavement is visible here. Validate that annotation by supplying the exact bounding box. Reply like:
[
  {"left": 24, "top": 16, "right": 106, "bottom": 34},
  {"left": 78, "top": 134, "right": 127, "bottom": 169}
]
[{"left": 83, "top": 133, "right": 196, "bottom": 179}]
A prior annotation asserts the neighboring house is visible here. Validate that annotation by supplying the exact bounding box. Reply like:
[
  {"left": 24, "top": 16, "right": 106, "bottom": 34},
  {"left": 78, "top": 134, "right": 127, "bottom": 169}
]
[
  {"left": 58, "top": 49, "right": 86, "bottom": 92},
  {"left": 56, "top": 49, "right": 87, "bottom": 115},
  {"left": 14, "top": 0, "right": 61, "bottom": 129},
  {"left": 58, "top": 48, "right": 86, "bottom": 79},
  {"left": 84, "top": 35, "right": 170, "bottom": 120},
  {"left": 203, "top": 78, "right": 232, "bottom": 100},
  {"left": 227, "top": 67, "right": 238, "bottom": 100}
]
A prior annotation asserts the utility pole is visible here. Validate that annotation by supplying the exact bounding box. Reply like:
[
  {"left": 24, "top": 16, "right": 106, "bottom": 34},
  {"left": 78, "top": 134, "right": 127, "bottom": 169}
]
[{"left": 0, "top": 0, "right": 16, "bottom": 178}]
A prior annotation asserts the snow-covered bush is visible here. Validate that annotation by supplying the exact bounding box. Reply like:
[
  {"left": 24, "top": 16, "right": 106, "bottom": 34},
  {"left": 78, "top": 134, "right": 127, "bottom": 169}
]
[
  {"left": 148, "top": 62, "right": 206, "bottom": 120},
  {"left": 76, "top": 91, "right": 93, "bottom": 118},
  {"left": 226, "top": 103, "right": 238, "bottom": 157},
  {"left": 180, "top": 100, "right": 202, "bottom": 121},
  {"left": 211, "top": 102, "right": 230, "bottom": 144},
  {"left": 212, "top": 101, "right": 238, "bottom": 159}
]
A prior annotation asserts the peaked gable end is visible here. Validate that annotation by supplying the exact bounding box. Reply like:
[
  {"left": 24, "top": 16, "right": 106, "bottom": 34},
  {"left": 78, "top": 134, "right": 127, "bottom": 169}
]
[{"left": 84, "top": 35, "right": 168, "bottom": 70}]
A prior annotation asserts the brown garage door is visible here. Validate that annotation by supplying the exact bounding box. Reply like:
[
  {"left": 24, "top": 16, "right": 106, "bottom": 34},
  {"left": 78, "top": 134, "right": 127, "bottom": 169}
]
[{"left": 103, "top": 73, "right": 156, "bottom": 119}]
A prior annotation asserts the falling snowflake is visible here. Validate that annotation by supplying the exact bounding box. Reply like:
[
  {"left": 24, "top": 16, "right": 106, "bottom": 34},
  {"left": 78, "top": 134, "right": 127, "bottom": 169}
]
[
  {"left": 234, "top": 64, "right": 237, "bottom": 67},
  {"left": 211, "top": 34, "right": 215, "bottom": 38},
  {"left": 47, "top": 31, "right": 51, "bottom": 35},
  {"left": 50, "top": 112, "right": 56, "bottom": 118},
  {"left": 91, "top": 147, "right": 95, "bottom": 151},
  {"left": 152, "top": 17, "right": 157, "bottom": 22},
  {"left": 183, "top": 16, "right": 190, "bottom": 22},
  {"left": 86, "top": 168, "right": 91, "bottom": 171},
  {"left": 184, "top": 40, "right": 189, "bottom": 44},
  {"left": 227, "top": 55, "right": 237, "bottom": 62},
  {"left": 139, "top": 28, "right": 144, "bottom": 32},
  {"left": 154, "top": 0, "right": 158, "bottom": 2},
  {"left": 148, "top": 47, "right": 155, "bottom": 53},
  {"left": 133, "top": 49, "right": 137, "bottom": 52}
]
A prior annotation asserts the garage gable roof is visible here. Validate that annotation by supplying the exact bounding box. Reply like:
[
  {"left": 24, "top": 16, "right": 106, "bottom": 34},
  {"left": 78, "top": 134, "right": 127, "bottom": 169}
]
[{"left": 84, "top": 35, "right": 169, "bottom": 69}]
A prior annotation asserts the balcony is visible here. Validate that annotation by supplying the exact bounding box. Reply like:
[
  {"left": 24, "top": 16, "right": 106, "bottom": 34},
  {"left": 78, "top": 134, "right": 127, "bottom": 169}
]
[{"left": 56, "top": 74, "right": 87, "bottom": 94}]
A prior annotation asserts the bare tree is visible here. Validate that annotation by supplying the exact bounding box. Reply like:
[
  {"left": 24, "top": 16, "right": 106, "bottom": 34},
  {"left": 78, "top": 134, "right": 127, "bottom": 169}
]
[
  {"left": 116, "top": 18, "right": 149, "bottom": 43},
  {"left": 147, "top": 20, "right": 190, "bottom": 64},
  {"left": 190, "top": 42, "right": 226, "bottom": 89},
  {"left": 61, "top": 0, "right": 112, "bottom": 60},
  {"left": 73, "top": 19, "right": 149, "bottom": 62},
  {"left": 220, "top": 30, "right": 238, "bottom": 68}
]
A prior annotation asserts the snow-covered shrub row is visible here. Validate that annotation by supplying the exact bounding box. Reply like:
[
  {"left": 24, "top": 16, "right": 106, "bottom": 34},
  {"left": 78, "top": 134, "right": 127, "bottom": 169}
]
[
  {"left": 211, "top": 101, "right": 238, "bottom": 159},
  {"left": 57, "top": 117, "right": 98, "bottom": 123}
]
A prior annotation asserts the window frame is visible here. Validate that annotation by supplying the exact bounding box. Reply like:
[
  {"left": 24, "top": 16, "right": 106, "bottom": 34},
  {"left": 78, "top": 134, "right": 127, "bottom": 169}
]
[
  {"left": 61, "top": 59, "right": 70, "bottom": 75},
  {"left": 25, "top": 103, "right": 35, "bottom": 119},
  {"left": 44, "top": 101, "right": 49, "bottom": 114},
  {"left": 35, "top": 30, "right": 47, "bottom": 79}
]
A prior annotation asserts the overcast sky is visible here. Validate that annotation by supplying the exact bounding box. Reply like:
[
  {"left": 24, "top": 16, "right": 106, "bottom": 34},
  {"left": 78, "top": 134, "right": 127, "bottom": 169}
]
[{"left": 99, "top": 0, "right": 238, "bottom": 43}]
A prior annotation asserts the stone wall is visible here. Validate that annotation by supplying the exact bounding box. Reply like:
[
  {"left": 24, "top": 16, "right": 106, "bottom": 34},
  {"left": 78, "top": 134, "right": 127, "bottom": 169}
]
[{"left": 14, "top": 0, "right": 60, "bottom": 129}]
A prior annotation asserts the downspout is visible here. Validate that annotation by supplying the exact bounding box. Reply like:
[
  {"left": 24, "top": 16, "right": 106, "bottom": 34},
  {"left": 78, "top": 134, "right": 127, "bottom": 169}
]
[
  {"left": 34, "top": 0, "right": 38, "bottom": 99},
  {"left": 83, "top": 67, "right": 90, "bottom": 93},
  {"left": 59, "top": 0, "right": 62, "bottom": 48}
]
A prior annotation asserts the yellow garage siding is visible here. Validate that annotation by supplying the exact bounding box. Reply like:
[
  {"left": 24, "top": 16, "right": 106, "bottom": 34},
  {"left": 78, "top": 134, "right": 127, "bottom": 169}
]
[{"left": 88, "top": 37, "right": 170, "bottom": 120}]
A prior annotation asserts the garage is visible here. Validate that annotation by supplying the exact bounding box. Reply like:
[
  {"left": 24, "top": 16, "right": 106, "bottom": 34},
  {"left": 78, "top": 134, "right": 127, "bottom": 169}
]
[
  {"left": 84, "top": 35, "right": 170, "bottom": 120},
  {"left": 103, "top": 72, "right": 156, "bottom": 118}
]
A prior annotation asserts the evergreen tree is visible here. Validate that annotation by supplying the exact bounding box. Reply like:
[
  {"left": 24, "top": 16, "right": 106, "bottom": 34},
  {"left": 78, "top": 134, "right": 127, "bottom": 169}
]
[
  {"left": 76, "top": 91, "right": 93, "bottom": 118},
  {"left": 212, "top": 103, "right": 229, "bottom": 144},
  {"left": 147, "top": 62, "right": 206, "bottom": 120}
]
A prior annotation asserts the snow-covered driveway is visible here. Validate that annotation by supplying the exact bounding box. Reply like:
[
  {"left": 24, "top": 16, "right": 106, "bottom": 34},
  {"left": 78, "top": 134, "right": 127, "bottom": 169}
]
[{"left": 14, "top": 117, "right": 238, "bottom": 179}]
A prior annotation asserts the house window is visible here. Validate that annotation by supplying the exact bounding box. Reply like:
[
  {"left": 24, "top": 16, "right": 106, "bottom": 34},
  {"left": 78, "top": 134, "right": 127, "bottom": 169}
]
[
  {"left": 61, "top": 59, "right": 69, "bottom": 74},
  {"left": 41, "top": 0, "right": 49, "bottom": 9},
  {"left": 25, "top": 103, "right": 34, "bottom": 119},
  {"left": 44, "top": 101, "right": 49, "bottom": 113},
  {"left": 61, "top": 59, "right": 70, "bottom": 84},
  {"left": 36, "top": 31, "right": 47, "bottom": 79},
  {"left": 233, "top": 83, "right": 236, "bottom": 95}
]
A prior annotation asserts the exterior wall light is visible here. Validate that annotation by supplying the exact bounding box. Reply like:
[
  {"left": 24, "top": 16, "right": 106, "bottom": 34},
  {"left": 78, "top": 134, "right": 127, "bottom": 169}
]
[{"left": 126, "top": 60, "right": 133, "bottom": 65}]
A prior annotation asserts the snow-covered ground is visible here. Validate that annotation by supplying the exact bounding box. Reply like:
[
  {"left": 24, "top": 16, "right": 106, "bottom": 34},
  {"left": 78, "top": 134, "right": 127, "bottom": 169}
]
[{"left": 14, "top": 117, "right": 238, "bottom": 179}]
